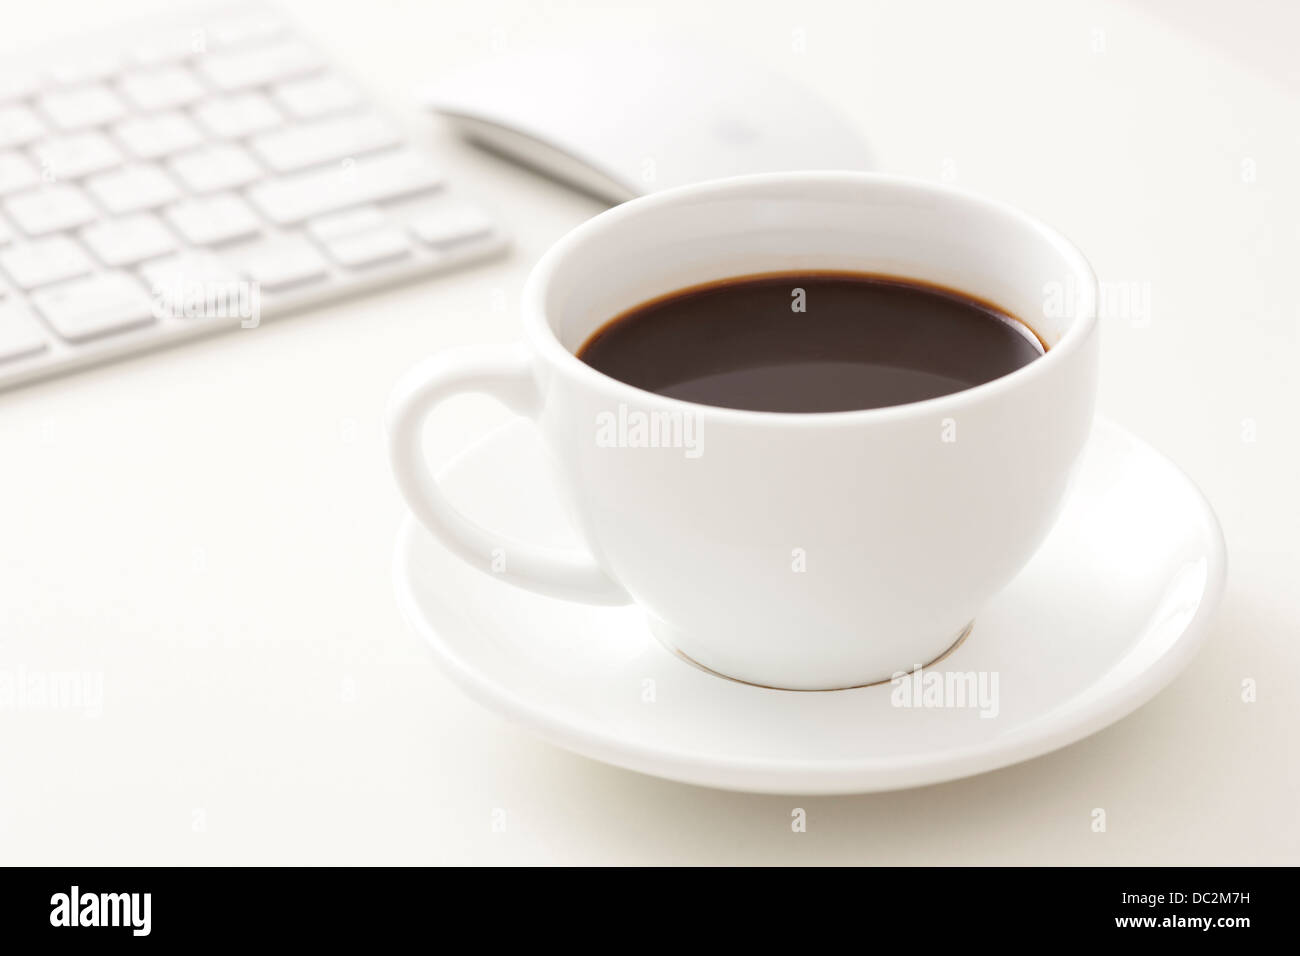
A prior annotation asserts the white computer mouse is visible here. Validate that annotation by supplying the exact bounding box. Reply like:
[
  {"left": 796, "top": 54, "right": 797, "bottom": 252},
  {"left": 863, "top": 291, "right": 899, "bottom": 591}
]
[{"left": 424, "top": 37, "right": 872, "bottom": 203}]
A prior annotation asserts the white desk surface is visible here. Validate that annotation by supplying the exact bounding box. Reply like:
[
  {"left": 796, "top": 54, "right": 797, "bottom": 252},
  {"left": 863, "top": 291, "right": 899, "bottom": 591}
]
[{"left": 1, "top": 0, "right": 1295, "bottom": 865}]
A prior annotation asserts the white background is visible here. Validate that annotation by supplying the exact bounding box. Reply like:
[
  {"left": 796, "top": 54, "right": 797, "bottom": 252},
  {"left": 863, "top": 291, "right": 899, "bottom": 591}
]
[{"left": 0, "top": 0, "right": 1295, "bottom": 864}]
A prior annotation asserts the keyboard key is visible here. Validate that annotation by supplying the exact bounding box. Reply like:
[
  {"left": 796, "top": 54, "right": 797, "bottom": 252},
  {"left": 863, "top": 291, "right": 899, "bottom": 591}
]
[
  {"left": 409, "top": 203, "right": 495, "bottom": 247},
  {"left": 0, "top": 300, "right": 49, "bottom": 362},
  {"left": 250, "top": 113, "right": 397, "bottom": 173},
  {"left": 32, "top": 132, "right": 124, "bottom": 180},
  {"left": 248, "top": 150, "right": 442, "bottom": 225},
  {"left": 168, "top": 144, "right": 262, "bottom": 193},
  {"left": 0, "top": 151, "right": 41, "bottom": 195},
  {"left": 305, "top": 206, "right": 387, "bottom": 241},
  {"left": 231, "top": 235, "right": 328, "bottom": 289},
  {"left": 193, "top": 93, "right": 283, "bottom": 139},
  {"left": 197, "top": 40, "right": 319, "bottom": 92},
  {"left": 272, "top": 75, "right": 360, "bottom": 119},
  {"left": 0, "top": 72, "right": 40, "bottom": 103},
  {"left": 114, "top": 112, "right": 204, "bottom": 159},
  {"left": 322, "top": 227, "right": 410, "bottom": 268},
  {"left": 140, "top": 252, "right": 265, "bottom": 327},
  {"left": 81, "top": 213, "right": 176, "bottom": 266},
  {"left": 0, "top": 105, "right": 46, "bottom": 148},
  {"left": 165, "top": 194, "right": 261, "bottom": 245},
  {"left": 118, "top": 67, "right": 206, "bottom": 111},
  {"left": 39, "top": 86, "right": 127, "bottom": 131},
  {"left": 140, "top": 252, "right": 248, "bottom": 320},
  {"left": 32, "top": 272, "right": 155, "bottom": 342},
  {"left": 49, "top": 55, "right": 120, "bottom": 86},
  {"left": 131, "top": 30, "right": 207, "bottom": 67},
  {"left": 0, "top": 236, "right": 93, "bottom": 289},
  {"left": 4, "top": 184, "right": 97, "bottom": 235},
  {"left": 140, "top": 251, "right": 238, "bottom": 290},
  {"left": 86, "top": 164, "right": 180, "bottom": 213},
  {"left": 306, "top": 206, "right": 409, "bottom": 267}
]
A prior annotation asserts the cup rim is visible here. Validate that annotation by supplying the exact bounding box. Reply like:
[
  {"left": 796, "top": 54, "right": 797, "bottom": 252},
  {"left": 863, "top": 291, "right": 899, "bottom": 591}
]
[{"left": 521, "top": 170, "right": 1099, "bottom": 426}]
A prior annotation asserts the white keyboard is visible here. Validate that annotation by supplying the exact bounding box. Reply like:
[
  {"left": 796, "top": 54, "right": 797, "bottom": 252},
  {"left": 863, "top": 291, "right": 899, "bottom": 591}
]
[{"left": 0, "top": 3, "right": 507, "bottom": 390}]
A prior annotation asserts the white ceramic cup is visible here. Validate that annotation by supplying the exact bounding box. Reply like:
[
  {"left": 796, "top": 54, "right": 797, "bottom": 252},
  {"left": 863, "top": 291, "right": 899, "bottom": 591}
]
[{"left": 387, "top": 172, "right": 1099, "bottom": 690}]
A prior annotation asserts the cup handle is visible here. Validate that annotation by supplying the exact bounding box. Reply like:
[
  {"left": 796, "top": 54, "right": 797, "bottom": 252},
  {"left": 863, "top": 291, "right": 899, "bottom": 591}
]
[{"left": 386, "top": 343, "right": 631, "bottom": 606}]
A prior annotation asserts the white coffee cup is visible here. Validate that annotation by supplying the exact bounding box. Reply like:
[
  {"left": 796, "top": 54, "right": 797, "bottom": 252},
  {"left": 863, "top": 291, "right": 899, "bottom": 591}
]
[{"left": 387, "top": 172, "right": 1099, "bottom": 690}]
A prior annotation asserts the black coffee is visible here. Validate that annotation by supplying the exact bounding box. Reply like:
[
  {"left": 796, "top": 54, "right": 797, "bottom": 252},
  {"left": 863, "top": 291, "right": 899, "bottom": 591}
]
[{"left": 577, "top": 272, "right": 1044, "bottom": 413}]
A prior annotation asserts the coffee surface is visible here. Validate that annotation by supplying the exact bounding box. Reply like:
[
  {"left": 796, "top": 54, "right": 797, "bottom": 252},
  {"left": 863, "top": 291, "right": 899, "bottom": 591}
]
[{"left": 577, "top": 273, "right": 1044, "bottom": 413}]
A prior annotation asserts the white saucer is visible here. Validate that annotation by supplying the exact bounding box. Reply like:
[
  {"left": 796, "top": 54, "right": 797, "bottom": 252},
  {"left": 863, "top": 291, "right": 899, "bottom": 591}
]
[{"left": 394, "top": 418, "right": 1226, "bottom": 794}]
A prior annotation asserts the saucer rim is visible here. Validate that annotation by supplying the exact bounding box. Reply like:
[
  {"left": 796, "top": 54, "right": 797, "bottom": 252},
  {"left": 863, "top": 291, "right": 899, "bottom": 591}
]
[{"left": 393, "top": 417, "right": 1227, "bottom": 793}]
